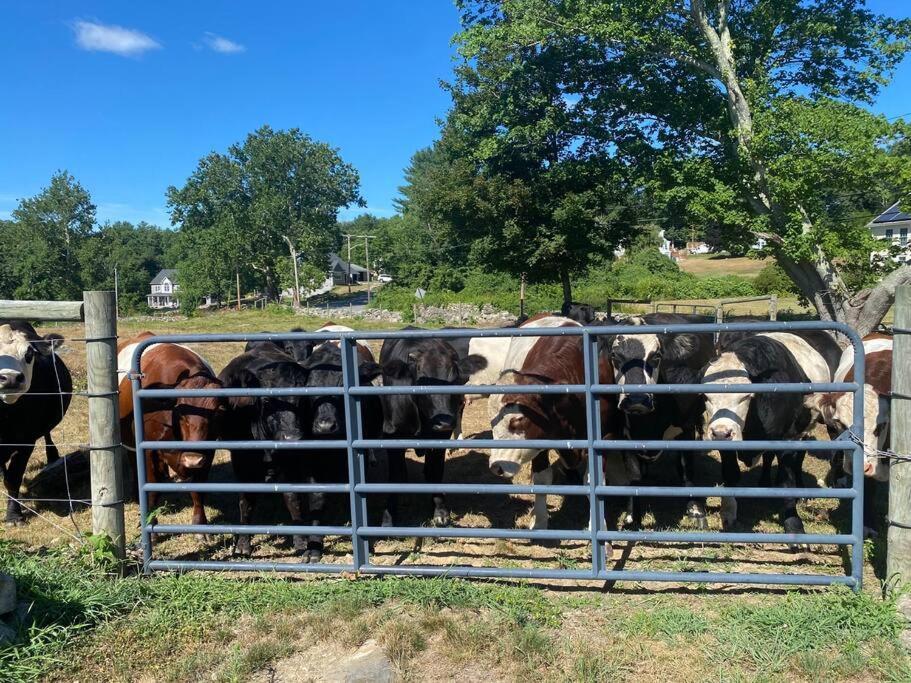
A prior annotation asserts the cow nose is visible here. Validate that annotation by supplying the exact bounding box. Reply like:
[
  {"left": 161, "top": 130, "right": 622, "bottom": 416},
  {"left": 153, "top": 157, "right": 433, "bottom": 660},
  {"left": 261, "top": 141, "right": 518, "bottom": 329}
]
[
  {"left": 430, "top": 414, "right": 454, "bottom": 432},
  {"left": 863, "top": 461, "right": 875, "bottom": 477},
  {"left": 179, "top": 452, "right": 207, "bottom": 469},
  {"left": 314, "top": 419, "right": 339, "bottom": 435},
  {"left": 0, "top": 372, "right": 25, "bottom": 389},
  {"left": 619, "top": 395, "right": 653, "bottom": 415},
  {"left": 710, "top": 426, "right": 733, "bottom": 441}
]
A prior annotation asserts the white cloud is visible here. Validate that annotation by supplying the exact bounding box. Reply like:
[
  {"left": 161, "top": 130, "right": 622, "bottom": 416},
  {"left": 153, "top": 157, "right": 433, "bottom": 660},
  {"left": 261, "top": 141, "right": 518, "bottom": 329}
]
[
  {"left": 73, "top": 20, "right": 161, "bottom": 57},
  {"left": 203, "top": 32, "right": 245, "bottom": 54}
]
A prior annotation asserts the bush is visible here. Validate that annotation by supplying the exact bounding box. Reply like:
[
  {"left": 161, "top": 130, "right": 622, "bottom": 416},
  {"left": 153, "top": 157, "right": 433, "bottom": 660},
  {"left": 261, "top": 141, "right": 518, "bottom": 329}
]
[{"left": 754, "top": 263, "right": 798, "bottom": 295}]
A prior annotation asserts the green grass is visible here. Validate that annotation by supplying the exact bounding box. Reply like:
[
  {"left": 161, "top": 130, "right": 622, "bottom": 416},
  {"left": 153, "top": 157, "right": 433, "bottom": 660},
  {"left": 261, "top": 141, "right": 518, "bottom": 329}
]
[{"left": 1, "top": 540, "right": 909, "bottom": 682}]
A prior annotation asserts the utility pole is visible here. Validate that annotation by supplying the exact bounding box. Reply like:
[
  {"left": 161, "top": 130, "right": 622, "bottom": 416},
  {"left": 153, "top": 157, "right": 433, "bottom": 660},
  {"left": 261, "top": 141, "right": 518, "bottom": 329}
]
[
  {"left": 520, "top": 272, "right": 526, "bottom": 320},
  {"left": 363, "top": 235, "right": 375, "bottom": 304},
  {"left": 236, "top": 271, "right": 242, "bottom": 311},
  {"left": 343, "top": 233, "right": 354, "bottom": 295}
]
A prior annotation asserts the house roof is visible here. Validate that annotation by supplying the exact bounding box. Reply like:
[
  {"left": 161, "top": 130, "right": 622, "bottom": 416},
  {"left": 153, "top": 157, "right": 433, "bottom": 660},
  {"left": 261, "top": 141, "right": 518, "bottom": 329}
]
[
  {"left": 871, "top": 201, "right": 911, "bottom": 225},
  {"left": 150, "top": 269, "right": 178, "bottom": 285},
  {"left": 329, "top": 253, "right": 368, "bottom": 274}
]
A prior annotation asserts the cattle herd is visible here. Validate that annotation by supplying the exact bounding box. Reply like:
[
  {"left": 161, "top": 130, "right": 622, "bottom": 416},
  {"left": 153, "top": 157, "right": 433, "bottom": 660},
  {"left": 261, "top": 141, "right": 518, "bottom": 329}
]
[{"left": 0, "top": 310, "right": 895, "bottom": 563}]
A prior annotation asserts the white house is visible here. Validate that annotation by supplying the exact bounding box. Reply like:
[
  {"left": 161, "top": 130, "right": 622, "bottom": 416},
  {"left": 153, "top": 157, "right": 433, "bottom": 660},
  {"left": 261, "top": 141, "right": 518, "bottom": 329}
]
[
  {"left": 869, "top": 201, "right": 911, "bottom": 255},
  {"left": 147, "top": 269, "right": 179, "bottom": 309}
]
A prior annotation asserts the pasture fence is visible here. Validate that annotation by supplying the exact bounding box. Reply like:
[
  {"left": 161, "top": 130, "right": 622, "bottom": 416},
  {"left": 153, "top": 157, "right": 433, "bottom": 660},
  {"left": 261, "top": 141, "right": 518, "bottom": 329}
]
[
  {"left": 0, "top": 292, "right": 124, "bottom": 560},
  {"left": 609, "top": 295, "right": 778, "bottom": 322},
  {"left": 132, "top": 320, "right": 867, "bottom": 590}
]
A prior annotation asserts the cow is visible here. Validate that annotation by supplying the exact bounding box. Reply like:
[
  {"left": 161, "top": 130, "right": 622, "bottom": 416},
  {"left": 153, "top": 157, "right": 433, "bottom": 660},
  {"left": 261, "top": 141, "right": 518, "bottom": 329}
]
[
  {"left": 297, "top": 337, "right": 384, "bottom": 562},
  {"left": 819, "top": 334, "right": 892, "bottom": 536},
  {"left": 0, "top": 322, "right": 72, "bottom": 526},
  {"left": 561, "top": 302, "right": 598, "bottom": 325},
  {"left": 605, "top": 313, "right": 715, "bottom": 528},
  {"left": 118, "top": 332, "right": 224, "bottom": 527},
  {"left": 218, "top": 345, "right": 312, "bottom": 556},
  {"left": 487, "top": 315, "right": 619, "bottom": 530},
  {"left": 245, "top": 327, "right": 315, "bottom": 362},
  {"left": 819, "top": 334, "right": 892, "bottom": 482},
  {"left": 379, "top": 336, "right": 486, "bottom": 527},
  {"left": 700, "top": 331, "right": 840, "bottom": 546}
]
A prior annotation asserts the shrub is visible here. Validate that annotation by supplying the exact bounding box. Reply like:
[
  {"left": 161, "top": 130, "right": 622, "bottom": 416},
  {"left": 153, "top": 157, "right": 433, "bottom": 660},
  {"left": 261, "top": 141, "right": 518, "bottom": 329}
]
[{"left": 754, "top": 263, "right": 798, "bottom": 295}]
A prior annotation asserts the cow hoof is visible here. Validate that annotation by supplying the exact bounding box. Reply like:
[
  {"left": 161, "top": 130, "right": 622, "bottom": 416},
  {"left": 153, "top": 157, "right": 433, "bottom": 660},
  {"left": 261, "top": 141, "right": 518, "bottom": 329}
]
[
  {"left": 233, "top": 542, "right": 252, "bottom": 558},
  {"left": 788, "top": 543, "right": 812, "bottom": 554},
  {"left": 292, "top": 536, "right": 308, "bottom": 554},
  {"left": 381, "top": 510, "right": 394, "bottom": 528},
  {"left": 691, "top": 515, "right": 709, "bottom": 531},
  {"left": 4, "top": 518, "right": 26, "bottom": 528},
  {"left": 306, "top": 548, "right": 324, "bottom": 564},
  {"left": 864, "top": 526, "right": 878, "bottom": 539}
]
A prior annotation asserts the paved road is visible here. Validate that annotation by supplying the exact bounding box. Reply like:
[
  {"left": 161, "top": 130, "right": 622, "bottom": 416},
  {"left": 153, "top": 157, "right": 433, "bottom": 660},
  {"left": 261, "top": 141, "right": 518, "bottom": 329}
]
[{"left": 308, "top": 290, "right": 371, "bottom": 312}]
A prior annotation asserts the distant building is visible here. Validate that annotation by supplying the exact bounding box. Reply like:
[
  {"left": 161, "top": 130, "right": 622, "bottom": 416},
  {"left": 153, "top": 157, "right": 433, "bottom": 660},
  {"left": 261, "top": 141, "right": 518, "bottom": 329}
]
[
  {"left": 329, "top": 253, "right": 369, "bottom": 285},
  {"left": 869, "top": 201, "right": 911, "bottom": 257},
  {"left": 147, "top": 269, "right": 180, "bottom": 309}
]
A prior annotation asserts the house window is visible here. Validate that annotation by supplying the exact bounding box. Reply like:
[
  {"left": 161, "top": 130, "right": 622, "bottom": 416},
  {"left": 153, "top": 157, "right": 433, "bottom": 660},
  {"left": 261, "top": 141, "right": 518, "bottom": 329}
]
[
  {"left": 886, "top": 229, "right": 894, "bottom": 240},
  {"left": 901, "top": 228, "right": 908, "bottom": 246}
]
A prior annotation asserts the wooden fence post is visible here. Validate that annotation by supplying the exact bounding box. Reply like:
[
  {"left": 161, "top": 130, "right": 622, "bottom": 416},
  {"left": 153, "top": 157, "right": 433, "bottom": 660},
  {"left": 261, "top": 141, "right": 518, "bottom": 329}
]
[
  {"left": 890, "top": 286, "right": 911, "bottom": 582},
  {"left": 769, "top": 293, "right": 778, "bottom": 321},
  {"left": 84, "top": 291, "right": 125, "bottom": 562}
]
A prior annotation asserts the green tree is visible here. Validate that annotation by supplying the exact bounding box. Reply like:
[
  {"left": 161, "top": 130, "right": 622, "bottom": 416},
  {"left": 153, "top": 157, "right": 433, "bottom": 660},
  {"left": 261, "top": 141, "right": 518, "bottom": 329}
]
[
  {"left": 167, "top": 125, "right": 362, "bottom": 307},
  {"left": 8, "top": 171, "right": 96, "bottom": 299},
  {"left": 453, "top": 0, "right": 911, "bottom": 333}
]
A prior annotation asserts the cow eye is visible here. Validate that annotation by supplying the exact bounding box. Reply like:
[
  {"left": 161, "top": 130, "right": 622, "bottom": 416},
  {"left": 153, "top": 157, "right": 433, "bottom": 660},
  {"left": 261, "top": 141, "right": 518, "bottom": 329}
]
[
  {"left": 610, "top": 352, "right": 620, "bottom": 363},
  {"left": 24, "top": 347, "right": 35, "bottom": 362},
  {"left": 651, "top": 352, "right": 661, "bottom": 364}
]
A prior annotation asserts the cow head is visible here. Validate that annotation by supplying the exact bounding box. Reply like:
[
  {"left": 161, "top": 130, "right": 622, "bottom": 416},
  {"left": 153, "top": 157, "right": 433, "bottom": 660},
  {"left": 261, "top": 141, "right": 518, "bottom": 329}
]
[
  {"left": 0, "top": 323, "right": 61, "bottom": 404},
  {"left": 282, "top": 327, "right": 315, "bottom": 363},
  {"left": 561, "top": 302, "right": 596, "bottom": 325},
  {"left": 700, "top": 352, "right": 753, "bottom": 441},
  {"left": 821, "top": 386, "right": 890, "bottom": 482},
  {"left": 165, "top": 374, "right": 226, "bottom": 480},
  {"left": 303, "top": 344, "right": 382, "bottom": 437},
  {"left": 488, "top": 370, "right": 579, "bottom": 478},
  {"left": 608, "top": 319, "right": 661, "bottom": 415}
]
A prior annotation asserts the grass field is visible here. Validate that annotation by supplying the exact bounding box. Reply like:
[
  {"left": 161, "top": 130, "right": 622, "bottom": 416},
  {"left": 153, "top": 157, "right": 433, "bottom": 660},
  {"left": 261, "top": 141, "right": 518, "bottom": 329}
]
[
  {"left": 1, "top": 306, "right": 908, "bottom": 681},
  {"left": 678, "top": 254, "right": 772, "bottom": 278}
]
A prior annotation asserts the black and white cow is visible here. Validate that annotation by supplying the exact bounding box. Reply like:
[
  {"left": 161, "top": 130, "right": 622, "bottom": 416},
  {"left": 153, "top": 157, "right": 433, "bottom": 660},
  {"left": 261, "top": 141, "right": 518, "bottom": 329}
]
[
  {"left": 700, "top": 331, "right": 840, "bottom": 545},
  {"left": 605, "top": 314, "right": 714, "bottom": 528},
  {"left": 0, "top": 321, "right": 72, "bottom": 525},
  {"left": 379, "top": 336, "right": 486, "bottom": 526}
]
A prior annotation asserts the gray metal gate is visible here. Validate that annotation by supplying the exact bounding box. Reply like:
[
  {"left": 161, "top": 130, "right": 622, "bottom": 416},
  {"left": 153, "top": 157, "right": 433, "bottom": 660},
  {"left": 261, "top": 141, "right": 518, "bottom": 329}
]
[{"left": 131, "top": 321, "right": 866, "bottom": 589}]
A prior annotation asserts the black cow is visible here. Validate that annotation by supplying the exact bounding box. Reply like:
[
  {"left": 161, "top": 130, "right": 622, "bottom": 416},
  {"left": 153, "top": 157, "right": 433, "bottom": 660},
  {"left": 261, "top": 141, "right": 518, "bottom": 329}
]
[
  {"left": 701, "top": 331, "right": 840, "bottom": 546},
  {"left": 379, "top": 337, "right": 486, "bottom": 526},
  {"left": 244, "top": 327, "right": 314, "bottom": 363},
  {"left": 297, "top": 341, "right": 383, "bottom": 562},
  {"left": 605, "top": 313, "right": 714, "bottom": 528},
  {"left": 561, "top": 302, "right": 597, "bottom": 325},
  {"left": 218, "top": 346, "right": 311, "bottom": 556},
  {"left": 0, "top": 321, "right": 72, "bottom": 525}
]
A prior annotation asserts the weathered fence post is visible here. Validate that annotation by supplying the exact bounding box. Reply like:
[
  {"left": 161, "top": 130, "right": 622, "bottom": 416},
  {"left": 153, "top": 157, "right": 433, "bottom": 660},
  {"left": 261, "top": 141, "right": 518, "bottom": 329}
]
[
  {"left": 889, "top": 285, "right": 911, "bottom": 583},
  {"left": 769, "top": 294, "right": 778, "bottom": 321},
  {"left": 84, "top": 290, "right": 125, "bottom": 562}
]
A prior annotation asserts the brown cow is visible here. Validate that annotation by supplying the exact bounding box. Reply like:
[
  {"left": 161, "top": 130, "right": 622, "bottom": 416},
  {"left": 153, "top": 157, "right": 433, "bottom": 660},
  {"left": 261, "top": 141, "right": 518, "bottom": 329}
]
[
  {"left": 820, "top": 333, "right": 892, "bottom": 482},
  {"left": 118, "top": 332, "right": 225, "bottom": 526},
  {"left": 487, "top": 316, "right": 618, "bottom": 530}
]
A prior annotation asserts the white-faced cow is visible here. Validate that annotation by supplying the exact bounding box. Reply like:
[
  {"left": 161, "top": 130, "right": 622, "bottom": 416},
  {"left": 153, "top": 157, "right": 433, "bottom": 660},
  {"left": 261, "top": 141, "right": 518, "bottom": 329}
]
[
  {"left": 379, "top": 336, "right": 486, "bottom": 527},
  {"left": 0, "top": 322, "right": 71, "bottom": 525},
  {"left": 488, "top": 315, "right": 618, "bottom": 530},
  {"left": 606, "top": 313, "right": 714, "bottom": 528},
  {"left": 700, "top": 331, "right": 840, "bottom": 546}
]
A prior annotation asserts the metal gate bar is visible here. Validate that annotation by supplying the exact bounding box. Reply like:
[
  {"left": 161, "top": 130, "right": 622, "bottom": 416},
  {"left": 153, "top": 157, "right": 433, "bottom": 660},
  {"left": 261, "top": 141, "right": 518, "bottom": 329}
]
[{"left": 131, "top": 321, "right": 865, "bottom": 589}]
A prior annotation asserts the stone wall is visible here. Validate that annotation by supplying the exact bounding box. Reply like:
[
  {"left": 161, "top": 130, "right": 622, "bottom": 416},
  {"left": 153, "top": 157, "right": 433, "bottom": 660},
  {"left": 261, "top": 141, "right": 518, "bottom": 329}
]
[
  {"left": 294, "top": 307, "right": 404, "bottom": 323},
  {"left": 413, "top": 303, "right": 516, "bottom": 326}
]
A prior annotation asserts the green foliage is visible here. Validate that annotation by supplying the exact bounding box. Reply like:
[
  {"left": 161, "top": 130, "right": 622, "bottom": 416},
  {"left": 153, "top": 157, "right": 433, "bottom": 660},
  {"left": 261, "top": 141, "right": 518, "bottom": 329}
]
[
  {"left": 167, "top": 125, "right": 362, "bottom": 304},
  {"left": 754, "top": 262, "right": 799, "bottom": 296}
]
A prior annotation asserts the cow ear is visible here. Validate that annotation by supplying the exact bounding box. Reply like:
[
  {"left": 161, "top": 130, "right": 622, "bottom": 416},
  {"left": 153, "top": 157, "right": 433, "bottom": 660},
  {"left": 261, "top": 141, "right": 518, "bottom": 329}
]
[
  {"left": 660, "top": 332, "right": 699, "bottom": 364},
  {"left": 38, "top": 333, "right": 64, "bottom": 356},
  {"left": 228, "top": 368, "right": 261, "bottom": 410},
  {"left": 358, "top": 361, "right": 383, "bottom": 383},
  {"left": 456, "top": 354, "right": 487, "bottom": 382}
]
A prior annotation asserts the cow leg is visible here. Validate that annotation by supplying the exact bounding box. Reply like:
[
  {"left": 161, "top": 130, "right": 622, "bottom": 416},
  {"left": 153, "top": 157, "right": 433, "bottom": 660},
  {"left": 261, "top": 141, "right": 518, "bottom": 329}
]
[
  {"left": 720, "top": 451, "right": 741, "bottom": 531},
  {"left": 2, "top": 446, "right": 32, "bottom": 526},
  {"left": 777, "top": 451, "right": 809, "bottom": 551},
  {"left": 190, "top": 456, "right": 212, "bottom": 531},
  {"left": 531, "top": 452, "right": 551, "bottom": 531},
  {"left": 234, "top": 492, "right": 257, "bottom": 557},
  {"left": 282, "top": 491, "right": 308, "bottom": 556},
  {"left": 423, "top": 448, "right": 449, "bottom": 527},
  {"left": 383, "top": 448, "right": 407, "bottom": 527},
  {"left": 679, "top": 451, "right": 707, "bottom": 530},
  {"left": 44, "top": 432, "right": 60, "bottom": 465},
  {"left": 758, "top": 452, "right": 774, "bottom": 487},
  {"left": 305, "top": 475, "right": 326, "bottom": 563}
]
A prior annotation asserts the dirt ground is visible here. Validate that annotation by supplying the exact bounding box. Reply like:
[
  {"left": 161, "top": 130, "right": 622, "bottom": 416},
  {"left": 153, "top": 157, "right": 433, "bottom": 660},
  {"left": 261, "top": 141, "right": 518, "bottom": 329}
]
[{"left": 2, "top": 314, "right": 883, "bottom": 593}]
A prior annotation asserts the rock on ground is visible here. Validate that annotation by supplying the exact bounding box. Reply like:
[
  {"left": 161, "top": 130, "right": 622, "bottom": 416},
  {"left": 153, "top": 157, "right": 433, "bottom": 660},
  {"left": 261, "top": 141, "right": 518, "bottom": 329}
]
[
  {"left": 254, "top": 640, "right": 397, "bottom": 683},
  {"left": 0, "top": 573, "right": 16, "bottom": 616}
]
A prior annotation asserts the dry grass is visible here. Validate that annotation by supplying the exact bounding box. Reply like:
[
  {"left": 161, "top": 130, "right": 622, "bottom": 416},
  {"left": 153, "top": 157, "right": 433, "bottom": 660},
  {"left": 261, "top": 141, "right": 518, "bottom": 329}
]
[{"left": 678, "top": 254, "right": 772, "bottom": 277}]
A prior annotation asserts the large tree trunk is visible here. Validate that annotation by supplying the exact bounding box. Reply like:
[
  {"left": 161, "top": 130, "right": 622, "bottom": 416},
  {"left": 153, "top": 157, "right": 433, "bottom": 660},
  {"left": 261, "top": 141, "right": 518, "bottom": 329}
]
[
  {"left": 689, "top": 0, "right": 904, "bottom": 335},
  {"left": 282, "top": 235, "right": 301, "bottom": 308}
]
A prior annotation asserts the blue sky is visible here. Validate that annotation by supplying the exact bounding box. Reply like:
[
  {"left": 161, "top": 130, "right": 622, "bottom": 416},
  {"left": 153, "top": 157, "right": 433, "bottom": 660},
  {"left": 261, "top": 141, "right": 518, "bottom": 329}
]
[{"left": 0, "top": 1, "right": 909, "bottom": 227}]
